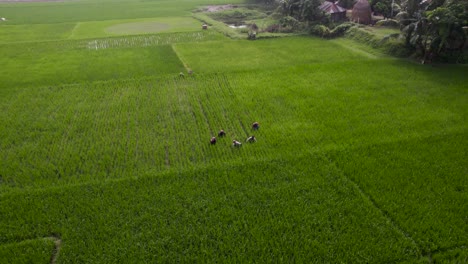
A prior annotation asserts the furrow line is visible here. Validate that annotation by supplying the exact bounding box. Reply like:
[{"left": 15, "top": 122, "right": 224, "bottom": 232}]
[
  {"left": 157, "top": 80, "right": 171, "bottom": 169},
  {"left": 47, "top": 235, "right": 62, "bottom": 264},
  {"left": 324, "top": 154, "right": 423, "bottom": 259}
]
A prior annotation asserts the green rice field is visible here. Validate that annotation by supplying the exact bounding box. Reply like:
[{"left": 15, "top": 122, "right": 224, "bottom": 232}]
[{"left": 0, "top": 0, "right": 467, "bottom": 263}]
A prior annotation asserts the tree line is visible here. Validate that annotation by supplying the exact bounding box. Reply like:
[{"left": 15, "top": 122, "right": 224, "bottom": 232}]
[{"left": 247, "top": 0, "right": 467, "bottom": 62}]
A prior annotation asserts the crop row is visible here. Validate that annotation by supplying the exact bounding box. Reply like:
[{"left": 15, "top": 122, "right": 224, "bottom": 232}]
[
  {"left": 1, "top": 62, "right": 466, "bottom": 259},
  {"left": 2, "top": 62, "right": 467, "bottom": 191},
  {"left": 0, "top": 45, "right": 185, "bottom": 90},
  {"left": 0, "top": 154, "right": 421, "bottom": 263},
  {"left": 0, "top": 31, "right": 225, "bottom": 56},
  {"left": 0, "top": 74, "right": 269, "bottom": 192},
  {"left": 82, "top": 31, "right": 225, "bottom": 50}
]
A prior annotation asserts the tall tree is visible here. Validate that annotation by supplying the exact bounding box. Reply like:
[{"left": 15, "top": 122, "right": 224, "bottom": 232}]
[
  {"left": 279, "top": 0, "right": 323, "bottom": 22},
  {"left": 374, "top": 0, "right": 392, "bottom": 18}
]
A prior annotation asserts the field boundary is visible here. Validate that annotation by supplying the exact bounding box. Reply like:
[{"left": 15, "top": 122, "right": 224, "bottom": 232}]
[
  {"left": 331, "top": 39, "right": 381, "bottom": 59},
  {"left": 324, "top": 154, "right": 423, "bottom": 260},
  {"left": 48, "top": 235, "right": 62, "bottom": 264},
  {"left": 68, "top": 22, "right": 81, "bottom": 39},
  {"left": 0, "top": 235, "right": 62, "bottom": 264},
  {"left": 171, "top": 44, "right": 191, "bottom": 73},
  {"left": 320, "top": 149, "right": 468, "bottom": 263}
]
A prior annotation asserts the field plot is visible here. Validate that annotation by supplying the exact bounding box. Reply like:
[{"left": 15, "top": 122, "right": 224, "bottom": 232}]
[
  {"left": 1, "top": 156, "right": 421, "bottom": 263},
  {"left": 0, "top": 27, "right": 226, "bottom": 91},
  {"left": 0, "top": 23, "right": 75, "bottom": 43},
  {"left": 79, "top": 31, "right": 225, "bottom": 50},
  {"left": 3, "top": 63, "right": 465, "bottom": 190},
  {"left": 329, "top": 134, "right": 468, "bottom": 253},
  {"left": 0, "top": 75, "right": 269, "bottom": 191},
  {"left": 73, "top": 17, "right": 204, "bottom": 39},
  {"left": 0, "top": 0, "right": 244, "bottom": 24},
  {"left": 0, "top": 17, "right": 209, "bottom": 43},
  {"left": 0, "top": 38, "right": 192, "bottom": 89},
  {"left": 174, "top": 37, "right": 372, "bottom": 73},
  {"left": 0, "top": 0, "right": 467, "bottom": 262},
  {"left": 1, "top": 61, "right": 466, "bottom": 262},
  {"left": 0, "top": 46, "right": 467, "bottom": 262}
]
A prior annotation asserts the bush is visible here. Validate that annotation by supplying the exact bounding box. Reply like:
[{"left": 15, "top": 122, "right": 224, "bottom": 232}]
[
  {"left": 264, "top": 22, "right": 302, "bottom": 33},
  {"left": 329, "top": 22, "right": 355, "bottom": 37},
  {"left": 279, "top": 16, "right": 300, "bottom": 29},
  {"left": 345, "top": 26, "right": 380, "bottom": 45},
  {"left": 380, "top": 38, "right": 411, "bottom": 57},
  {"left": 310, "top": 25, "right": 331, "bottom": 38},
  {"left": 375, "top": 19, "right": 399, "bottom": 28},
  {"left": 345, "top": 27, "right": 411, "bottom": 57},
  {"left": 309, "top": 23, "right": 355, "bottom": 38}
]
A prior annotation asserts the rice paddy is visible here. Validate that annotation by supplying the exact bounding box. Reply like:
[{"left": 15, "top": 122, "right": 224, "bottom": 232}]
[{"left": 0, "top": 0, "right": 467, "bottom": 262}]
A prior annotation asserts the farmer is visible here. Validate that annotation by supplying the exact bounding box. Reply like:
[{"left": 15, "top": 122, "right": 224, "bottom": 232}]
[
  {"left": 210, "top": 137, "right": 217, "bottom": 145},
  {"left": 218, "top": 129, "right": 226, "bottom": 137},
  {"left": 246, "top": 135, "right": 256, "bottom": 143},
  {"left": 232, "top": 140, "right": 242, "bottom": 147},
  {"left": 252, "top": 122, "right": 259, "bottom": 130}
]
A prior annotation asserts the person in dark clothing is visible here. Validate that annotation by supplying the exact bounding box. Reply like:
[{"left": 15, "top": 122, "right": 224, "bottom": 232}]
[
  {"left": 218, "top": 130, "right": 226, "bottom": 137},
  {"left": 210, "top": 137, "right": 217, "bottom": 145},
  {"left": 252, "top": 122, "right": 259, "bottom": 130}
]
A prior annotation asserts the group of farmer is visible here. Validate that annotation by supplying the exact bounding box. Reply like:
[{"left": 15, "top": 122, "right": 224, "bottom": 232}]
[{"left": 210, "top": 122, "right": 259, "bottom": 147}]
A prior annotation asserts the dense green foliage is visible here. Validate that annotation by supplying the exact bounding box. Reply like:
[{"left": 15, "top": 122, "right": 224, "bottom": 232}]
[
  {"left": 309, "top": 22, "right": 355, "bottom": 38},
  {"left": 371, "top": 0, "right": 395, "bottom": 18},
  {"left": 399, "top": 0, "right": 467, "bottom": 62},
  {"left": 0, "top": 0, "right": 467, "bottom": 263},
  {"left": 345, "top": 26, "right": 411, "bottom": 57},
  {"left": 278, "top": 0, "right": 323, "bottom": 22}
]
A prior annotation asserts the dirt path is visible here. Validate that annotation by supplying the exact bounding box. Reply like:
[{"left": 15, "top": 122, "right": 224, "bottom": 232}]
[{"left": 47, "top": 235, "right": 62, "bottom": 264}]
